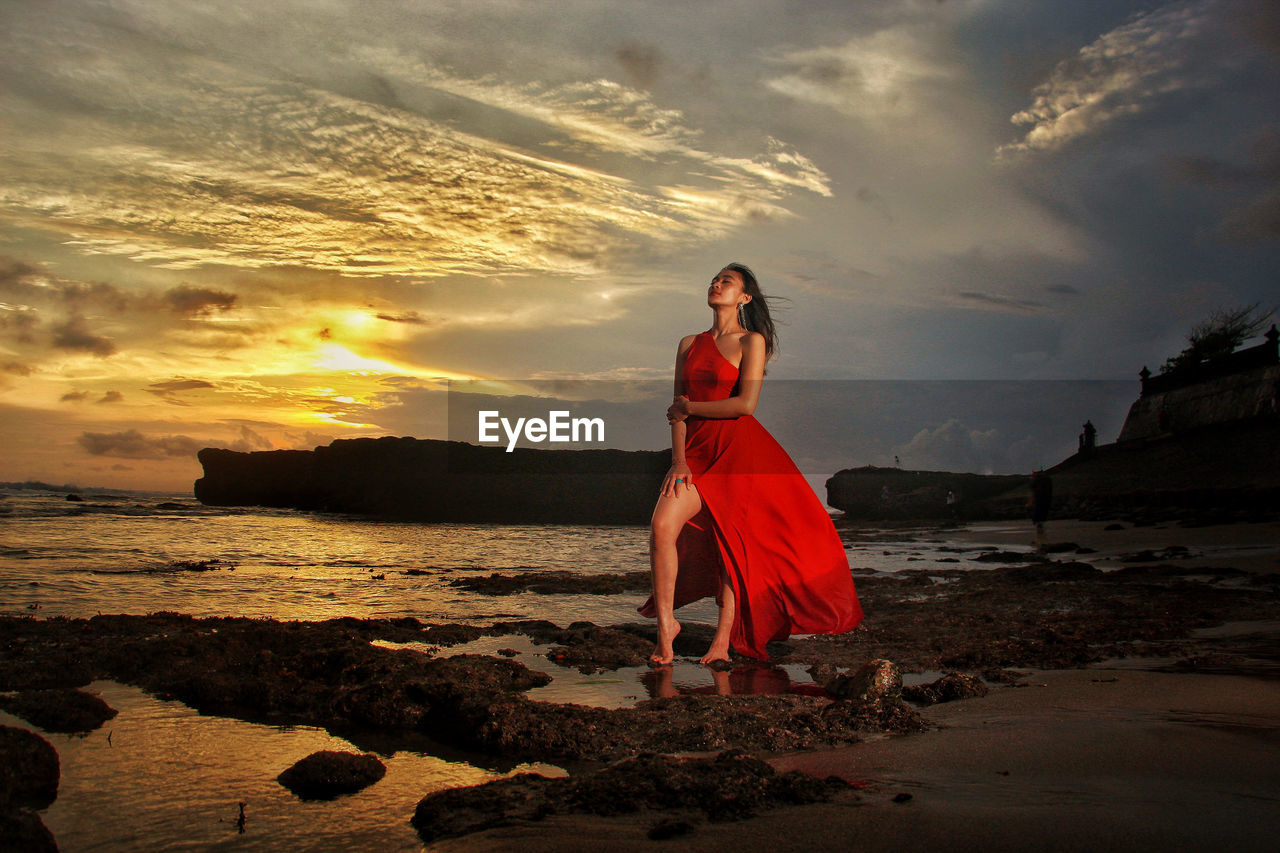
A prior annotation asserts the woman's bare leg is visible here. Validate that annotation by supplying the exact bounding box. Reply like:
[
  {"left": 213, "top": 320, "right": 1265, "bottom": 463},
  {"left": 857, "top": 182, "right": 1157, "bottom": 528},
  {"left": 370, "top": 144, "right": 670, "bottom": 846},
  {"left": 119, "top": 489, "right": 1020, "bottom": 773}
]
[
  {"left": 648, "top": 484, "right": 703, "bottom": 665},
  {"left": 700, "top": 572, "right": 735, "bottom": 666}
]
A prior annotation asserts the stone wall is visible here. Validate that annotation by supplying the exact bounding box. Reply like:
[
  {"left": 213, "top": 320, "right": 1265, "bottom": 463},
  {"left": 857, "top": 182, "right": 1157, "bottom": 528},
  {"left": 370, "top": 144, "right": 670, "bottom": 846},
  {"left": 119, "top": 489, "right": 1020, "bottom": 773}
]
[{"left": 1117, "top": 365, "right": 1279, "bottom": 443}]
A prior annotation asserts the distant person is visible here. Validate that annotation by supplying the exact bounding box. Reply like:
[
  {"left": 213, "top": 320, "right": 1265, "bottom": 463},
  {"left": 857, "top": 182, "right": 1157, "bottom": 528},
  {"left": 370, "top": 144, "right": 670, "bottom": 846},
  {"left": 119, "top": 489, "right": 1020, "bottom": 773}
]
[
  {"left": 946, "top": 488, "right": 957, "bottom": 518},
  {"left": 640, "top": 263, "right": 863, "bottom": 667},
  {"left": 894, "top": 455, "right": 901, "bottom": 468},
  {"left": 1079, "top": 420, "right": 1096, "bottom": 453},
  {"left": 1028, "top": 470, "right": 1053, "bottom": 550}
]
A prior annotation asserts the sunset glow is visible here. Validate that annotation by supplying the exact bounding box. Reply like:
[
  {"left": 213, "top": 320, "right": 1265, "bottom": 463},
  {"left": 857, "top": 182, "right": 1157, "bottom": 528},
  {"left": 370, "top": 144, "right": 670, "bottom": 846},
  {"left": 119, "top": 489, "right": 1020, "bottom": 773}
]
[{"left": 1, "top": 0, "right": 1276, "bottom": 490}]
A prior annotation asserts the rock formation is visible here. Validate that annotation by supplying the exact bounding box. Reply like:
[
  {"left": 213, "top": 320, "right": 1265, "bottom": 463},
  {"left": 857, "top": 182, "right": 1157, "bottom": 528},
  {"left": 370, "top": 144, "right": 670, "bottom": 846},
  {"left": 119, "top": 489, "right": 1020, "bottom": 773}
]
[{"left": 195, "top": 436, "right": 669, "bottom": 523}]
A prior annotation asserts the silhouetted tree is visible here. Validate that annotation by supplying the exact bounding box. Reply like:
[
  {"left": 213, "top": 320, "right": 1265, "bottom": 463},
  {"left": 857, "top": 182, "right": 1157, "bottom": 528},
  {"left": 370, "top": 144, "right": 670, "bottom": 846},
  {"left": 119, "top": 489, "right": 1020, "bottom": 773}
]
[{"left": 1160, "top": 303, "right": 1275, "bottom": 374}]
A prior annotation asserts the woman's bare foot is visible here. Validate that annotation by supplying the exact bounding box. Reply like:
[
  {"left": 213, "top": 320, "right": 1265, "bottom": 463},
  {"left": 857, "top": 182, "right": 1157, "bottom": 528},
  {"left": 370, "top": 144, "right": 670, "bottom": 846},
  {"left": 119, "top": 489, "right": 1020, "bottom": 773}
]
[
  {"left": 649, "top": 619, "right": 681, "bottom": 665},
  {"left": 699, "top": 641, "right": 730, "bottom": 667}
]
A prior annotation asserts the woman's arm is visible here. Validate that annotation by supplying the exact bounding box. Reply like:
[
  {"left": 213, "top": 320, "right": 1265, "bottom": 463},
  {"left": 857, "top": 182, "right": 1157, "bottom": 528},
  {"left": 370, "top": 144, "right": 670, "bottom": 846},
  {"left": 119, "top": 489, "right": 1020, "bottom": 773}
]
[
  {"left": 662, "top": 337, "right": 696, "bottom": 497},
  {"left": 677, "top": 333, "right": 766, "bottom": 419}
]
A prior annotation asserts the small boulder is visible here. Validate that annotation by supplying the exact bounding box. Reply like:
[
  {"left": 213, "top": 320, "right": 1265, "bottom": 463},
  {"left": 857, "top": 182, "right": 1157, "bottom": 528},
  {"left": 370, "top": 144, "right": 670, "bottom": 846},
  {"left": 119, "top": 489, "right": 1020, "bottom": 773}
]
[
  {"left": 276, "top": 750, "right": 386, "bottom": 800},
  {"left": 0, "top": 688, "right": 118, "bottom": 734},
  {"left": 0, "top": 725, "right": 60, "bottom": 809},
  {"left": 0, "top": 809, "right": 59, "bottom": 852},
  {"left": 902, "top": 673, "right": 988, "bottom": 706},
  {"left": 825, "top": 659, "right": 901, "bottom": 703}
]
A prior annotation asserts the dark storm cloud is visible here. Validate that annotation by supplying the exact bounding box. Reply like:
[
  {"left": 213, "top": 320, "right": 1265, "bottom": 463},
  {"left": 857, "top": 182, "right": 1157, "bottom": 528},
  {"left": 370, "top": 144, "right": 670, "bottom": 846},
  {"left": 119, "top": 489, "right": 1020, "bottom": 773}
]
[
  {"left": 51, "top": 316, "right": 116, "bottom": 357},
  {"left": 77, "top": 429, "right": 203, "bottom": 459}
]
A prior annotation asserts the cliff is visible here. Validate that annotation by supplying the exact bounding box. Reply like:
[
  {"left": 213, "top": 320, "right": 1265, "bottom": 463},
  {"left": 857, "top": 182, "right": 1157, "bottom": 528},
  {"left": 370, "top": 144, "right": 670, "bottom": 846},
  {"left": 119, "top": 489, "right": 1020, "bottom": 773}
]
[
  {"left": 195, "top": 436, "right": 670, "bottom": 524},
  {"left": 826, "top": 417, "right": 1280, "bottom": 522}
]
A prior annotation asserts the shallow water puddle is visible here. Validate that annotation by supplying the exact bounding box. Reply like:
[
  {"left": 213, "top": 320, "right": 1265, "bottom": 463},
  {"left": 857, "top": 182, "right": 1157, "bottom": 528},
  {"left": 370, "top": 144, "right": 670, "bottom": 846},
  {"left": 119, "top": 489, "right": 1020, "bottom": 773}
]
[
  {"left": 3, "top": 681, "right": 559, "bottom": 852},
  {"left": 373, "top": 634, "right": 830, "bottom": 709}
]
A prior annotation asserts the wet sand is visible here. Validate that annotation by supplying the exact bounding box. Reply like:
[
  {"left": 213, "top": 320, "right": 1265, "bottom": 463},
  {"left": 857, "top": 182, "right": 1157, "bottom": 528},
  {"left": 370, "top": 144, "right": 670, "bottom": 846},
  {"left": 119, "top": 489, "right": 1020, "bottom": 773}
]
[
  {"left": 436, "top": 668, "right": 1279, "bottom": 852},
  {"left": 424, "top": 519, "right": 1280, "bottom": 851}
]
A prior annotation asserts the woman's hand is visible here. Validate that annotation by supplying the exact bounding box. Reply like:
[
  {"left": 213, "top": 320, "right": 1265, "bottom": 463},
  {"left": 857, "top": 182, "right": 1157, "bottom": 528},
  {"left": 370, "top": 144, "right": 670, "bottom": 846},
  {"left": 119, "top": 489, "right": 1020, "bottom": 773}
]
[
  {"left": 661, "top": 461, "right": 694, "bottom": 498},
  {"left": 666, "top": 395, "right": 691, "bottom": 423}
]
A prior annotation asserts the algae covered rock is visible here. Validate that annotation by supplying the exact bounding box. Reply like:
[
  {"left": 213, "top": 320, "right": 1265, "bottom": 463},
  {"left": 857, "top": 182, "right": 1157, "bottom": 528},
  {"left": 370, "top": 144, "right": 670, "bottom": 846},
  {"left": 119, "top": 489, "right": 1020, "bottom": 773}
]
[{"left": 276, "top": 750, "right": 386, "bottom": 800}]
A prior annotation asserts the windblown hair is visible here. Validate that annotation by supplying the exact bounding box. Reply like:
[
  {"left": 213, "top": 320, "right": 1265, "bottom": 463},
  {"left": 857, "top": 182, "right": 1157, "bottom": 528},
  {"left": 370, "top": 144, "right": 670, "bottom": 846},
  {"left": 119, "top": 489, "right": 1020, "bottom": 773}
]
[{"left": 724, "top": 262, "right": 782, "bottom": 362}]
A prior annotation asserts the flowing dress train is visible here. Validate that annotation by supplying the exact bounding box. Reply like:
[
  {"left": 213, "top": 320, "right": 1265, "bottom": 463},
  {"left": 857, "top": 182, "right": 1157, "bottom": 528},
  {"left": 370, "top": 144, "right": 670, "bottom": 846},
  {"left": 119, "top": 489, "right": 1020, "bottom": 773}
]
[{"left": 639, "top": 332, "right": 863, "bottom": 659}]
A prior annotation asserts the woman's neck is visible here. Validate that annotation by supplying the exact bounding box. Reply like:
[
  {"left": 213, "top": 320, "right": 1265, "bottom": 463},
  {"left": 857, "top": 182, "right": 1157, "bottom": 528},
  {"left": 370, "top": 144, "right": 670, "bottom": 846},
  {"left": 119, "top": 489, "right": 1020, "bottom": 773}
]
[{"left": 709, "top": 307, "right": 743, "bottom": 336}]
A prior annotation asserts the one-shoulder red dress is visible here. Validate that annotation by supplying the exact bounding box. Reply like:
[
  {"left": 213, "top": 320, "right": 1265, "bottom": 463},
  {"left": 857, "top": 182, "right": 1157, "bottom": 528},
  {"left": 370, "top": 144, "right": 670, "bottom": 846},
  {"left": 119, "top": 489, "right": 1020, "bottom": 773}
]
[{"left": 639, "top": 331, "right": 863, "bottom": 659}]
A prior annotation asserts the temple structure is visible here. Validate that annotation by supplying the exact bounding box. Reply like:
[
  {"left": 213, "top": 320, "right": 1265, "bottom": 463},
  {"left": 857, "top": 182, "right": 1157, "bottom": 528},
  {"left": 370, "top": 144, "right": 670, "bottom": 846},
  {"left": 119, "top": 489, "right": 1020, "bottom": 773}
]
[{"left": 1117, "top": 325, "right": 1279, "bottom": 443}]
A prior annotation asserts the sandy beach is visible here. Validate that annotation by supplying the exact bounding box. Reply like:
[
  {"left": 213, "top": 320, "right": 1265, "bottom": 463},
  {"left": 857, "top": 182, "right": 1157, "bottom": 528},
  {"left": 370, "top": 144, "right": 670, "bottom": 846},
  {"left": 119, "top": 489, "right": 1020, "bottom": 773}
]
[{"left": 4, "top": 517, "right": 1279, "bottom": 850}]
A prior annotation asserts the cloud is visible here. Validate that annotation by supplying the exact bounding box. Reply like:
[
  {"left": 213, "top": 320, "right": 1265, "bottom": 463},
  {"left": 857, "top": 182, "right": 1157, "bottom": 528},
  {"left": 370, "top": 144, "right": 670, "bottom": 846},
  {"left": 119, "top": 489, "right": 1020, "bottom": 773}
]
[
  {"left": 0, "top": 22, "right": 830, "bottom": 281},
  {"left": 764, "top": 24, "right": 959, "bottom": 123},
  {"left": 955, "top": 291, "right": 1047, "bottom": 314},
  {"left": 60, "top": 390, "right": 89, "bottom": 402},
  {"left": 1167, "top": 126, "right": 1280, "bottom": 243},
  {"left": 51, "top": 316, "right": 116, "bottom": 356},
  {"left": 150, "top": 379, "right": 217, "bottom": 393},
  {"left": 96, "top": 390, "right": 123, "bottom": 404},
  {"left": 1000, "top": 1, "right": 1227, "bottom": 156},
  {"left": 1, "top": 361, "right": 32, "bottom": 376},
  {"left": 893, "top": 418, "right": 1002, "bottom": 474},
  {"left": 376, "top": 311, "right": 435, "bottom": 325},
  {"left": 147, "top": 378, "right": 216, "bottom": 406},
  {"left": 615, "top": 41, "right": 662, "bottom": 90},
  {"left": 77, "top": 429, "right": 204, "bottom": 459},
  {"left": 227, "top": 424, "right": 274, "bottom": 451},
  {"left": 163, "top": 285, "right": 237, "bottom": 316}
]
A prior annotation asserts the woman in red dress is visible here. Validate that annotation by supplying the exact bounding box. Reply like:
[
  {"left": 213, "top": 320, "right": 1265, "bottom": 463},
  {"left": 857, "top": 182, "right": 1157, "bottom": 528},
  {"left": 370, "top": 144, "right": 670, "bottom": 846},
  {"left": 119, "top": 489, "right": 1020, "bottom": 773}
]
[{"left": 639, "top": 263, "right": 864, "bottom": 666}]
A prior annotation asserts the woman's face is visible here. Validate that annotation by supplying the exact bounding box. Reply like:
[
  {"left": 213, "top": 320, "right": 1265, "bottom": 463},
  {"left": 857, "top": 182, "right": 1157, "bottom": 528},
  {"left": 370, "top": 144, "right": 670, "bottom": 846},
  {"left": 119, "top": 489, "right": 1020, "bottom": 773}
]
[{"left": 707, "top": 268, "right": 748, "bottom": 307}]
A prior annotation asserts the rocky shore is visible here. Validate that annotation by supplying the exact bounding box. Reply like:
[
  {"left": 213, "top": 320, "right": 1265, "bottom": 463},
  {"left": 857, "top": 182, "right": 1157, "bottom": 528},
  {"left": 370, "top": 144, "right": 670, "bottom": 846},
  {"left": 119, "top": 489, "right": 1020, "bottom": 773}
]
[{"left": 2, "top": 518, "right": 1279, "bottom": 848}]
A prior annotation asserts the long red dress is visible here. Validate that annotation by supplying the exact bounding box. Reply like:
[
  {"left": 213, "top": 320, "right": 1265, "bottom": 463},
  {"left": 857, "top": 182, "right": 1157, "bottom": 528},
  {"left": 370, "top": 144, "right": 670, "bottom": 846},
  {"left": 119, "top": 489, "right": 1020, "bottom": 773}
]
[{"left": 639, "top": 331, "right": 864, "bottom": 659}]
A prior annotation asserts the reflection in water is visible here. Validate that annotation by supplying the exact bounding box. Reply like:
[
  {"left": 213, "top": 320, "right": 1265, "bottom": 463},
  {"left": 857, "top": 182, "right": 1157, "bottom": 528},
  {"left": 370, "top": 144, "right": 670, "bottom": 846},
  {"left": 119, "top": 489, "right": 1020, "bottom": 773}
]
[
  {"left": 5, "top": 681, "right": 560, "bottom": 852},
  {"left": 643, "top": 663, "right": 829, "bottom": 699}
]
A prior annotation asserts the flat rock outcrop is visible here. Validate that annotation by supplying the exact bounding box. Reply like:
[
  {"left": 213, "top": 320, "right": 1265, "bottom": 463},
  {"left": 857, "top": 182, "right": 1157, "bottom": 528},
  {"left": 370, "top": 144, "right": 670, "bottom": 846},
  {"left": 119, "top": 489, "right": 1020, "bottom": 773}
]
[{"left": 195, "top": 436, "right": 669, "bottom": 523}]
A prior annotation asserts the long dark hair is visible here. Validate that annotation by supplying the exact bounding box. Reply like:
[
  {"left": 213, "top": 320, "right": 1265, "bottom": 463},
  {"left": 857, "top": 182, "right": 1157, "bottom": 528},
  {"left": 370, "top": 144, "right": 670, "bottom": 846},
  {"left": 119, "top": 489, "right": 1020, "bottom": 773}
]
[{"left": 724, "top": 262, "right": 782, "bottom": 362}]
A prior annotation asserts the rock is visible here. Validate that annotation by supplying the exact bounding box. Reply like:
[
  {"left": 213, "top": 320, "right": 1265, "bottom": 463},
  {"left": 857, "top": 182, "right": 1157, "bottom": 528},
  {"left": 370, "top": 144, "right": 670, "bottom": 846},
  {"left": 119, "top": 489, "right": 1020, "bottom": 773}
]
[
  {"left": 411, "top": 750, "right": 850, "bottom": 844},
  {"left": 0, "top": 809, "right": 59, "bottom": 852},
  {"left": 902, "top": 673, "right": 989, "bottom": 706},
  {"left": 0, "top": 688, "right": 117, "bottom": 734},
  {"left": 194, "top": 438, "right": 671, "bottom": 523},
  {"left": 450, "top": 571, "right": 651, "bottom": 596},
  {"left": 276, "top": 750, "right": 386, "bottom": 800},
  {"left": 824, "top": 659, "right": 901, "bottom": 703},
  {"left": 974, "top": 550, "right": 1047, "bottom": 563},
  {"left": 0, "top": 725, "right": 59, "bottom": 809},
  {"left": 998, "top": 560, "right": 1100, "bottom": 582}
]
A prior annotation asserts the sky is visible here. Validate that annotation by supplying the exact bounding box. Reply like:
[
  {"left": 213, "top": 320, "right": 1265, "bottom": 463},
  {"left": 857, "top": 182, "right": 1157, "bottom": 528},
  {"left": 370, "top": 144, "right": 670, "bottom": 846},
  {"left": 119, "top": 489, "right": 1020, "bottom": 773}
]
[{"left": 1, "top": 0, "right": 1277, "bottom": 492}]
